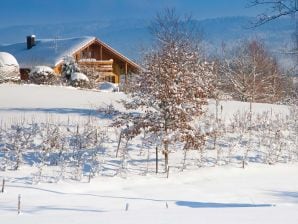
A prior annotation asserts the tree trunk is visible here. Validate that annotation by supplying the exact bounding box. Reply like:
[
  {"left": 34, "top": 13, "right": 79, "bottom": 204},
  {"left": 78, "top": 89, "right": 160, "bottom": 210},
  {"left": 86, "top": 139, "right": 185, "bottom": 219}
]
[
  {"left": 164, "top": 142, "right": 169, "bottom": 173},
  {"left": 1, "top": 179, "right": 5, "bottom": 193},
  {"left": 155, "top": 146, "right": 158, "bottom": 174},
  {"left": 116, "top": 132, "right": 122, "bottom": 158}
]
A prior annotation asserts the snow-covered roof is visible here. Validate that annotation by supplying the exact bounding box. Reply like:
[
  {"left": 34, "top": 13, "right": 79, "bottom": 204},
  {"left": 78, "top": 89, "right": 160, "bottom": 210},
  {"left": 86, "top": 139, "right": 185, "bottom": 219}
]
[
  {"left": 0, "top": 37, "right": 95, "bottom": 68},
  {"left": 0, "top": 52, "right": 19, "bottom": 67}
]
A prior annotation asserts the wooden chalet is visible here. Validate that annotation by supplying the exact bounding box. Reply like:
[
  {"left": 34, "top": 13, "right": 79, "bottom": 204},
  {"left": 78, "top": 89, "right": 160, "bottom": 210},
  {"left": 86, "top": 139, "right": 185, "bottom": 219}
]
[{"left": 0, "top": 36, "right": 140, "bottom": 83}]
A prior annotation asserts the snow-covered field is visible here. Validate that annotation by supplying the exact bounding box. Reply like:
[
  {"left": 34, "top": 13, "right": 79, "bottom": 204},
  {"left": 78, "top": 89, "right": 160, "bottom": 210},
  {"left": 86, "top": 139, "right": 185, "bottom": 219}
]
[
  {"left": 0, "top": 84, "right": 297, "bottom": 224},
  {"left": 0, "top": 83, "right": 290, "bottom": 123},
  {"left": 1, "top": 164, "right": 298, "bottom": 224},
  {"left": 0, "top": 83, "right": 126, "bottom": 124}
]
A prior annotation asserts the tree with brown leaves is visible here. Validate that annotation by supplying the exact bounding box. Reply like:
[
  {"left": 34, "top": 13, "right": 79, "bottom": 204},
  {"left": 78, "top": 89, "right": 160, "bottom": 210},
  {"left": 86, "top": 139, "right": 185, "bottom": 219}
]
[{"left": 114, "top": 9, "right": 214, "bottom": 172}]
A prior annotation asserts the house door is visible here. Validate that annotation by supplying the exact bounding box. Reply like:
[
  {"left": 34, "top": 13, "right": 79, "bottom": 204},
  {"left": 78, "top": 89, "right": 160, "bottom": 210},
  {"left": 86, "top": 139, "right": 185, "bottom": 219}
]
[{"left": 104, "top": 75, "right": 115, "bottom": 83}]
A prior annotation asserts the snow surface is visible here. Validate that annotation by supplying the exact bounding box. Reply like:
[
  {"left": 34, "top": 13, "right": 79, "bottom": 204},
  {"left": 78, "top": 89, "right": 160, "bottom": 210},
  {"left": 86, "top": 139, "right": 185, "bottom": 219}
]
[
  {"left": 0, "top": 84, "right": 297, "bottom": 224},
  {"left": 71, "top": 72, "right": 89, "bottom": 81},
  {"left": 6, "top": 83, "right": 287, "bottom": 123},
  {"left": 1, "top": 164, "right": 298, "bottom": 224},
  {"left": 0, "top": 83, "right": 126, "bottom": 124},
  {"left": 98, "top": 81, "right": 119, "bottom": 92},
  {"left": 0, "top": 52, "right": 19, "bottom": 67}
]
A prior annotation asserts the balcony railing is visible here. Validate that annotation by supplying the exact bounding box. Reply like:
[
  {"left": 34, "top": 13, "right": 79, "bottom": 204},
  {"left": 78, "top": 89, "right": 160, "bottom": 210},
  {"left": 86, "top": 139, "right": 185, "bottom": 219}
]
[{"left": 78, "top": 59, "right": 113, "bottom": 73}]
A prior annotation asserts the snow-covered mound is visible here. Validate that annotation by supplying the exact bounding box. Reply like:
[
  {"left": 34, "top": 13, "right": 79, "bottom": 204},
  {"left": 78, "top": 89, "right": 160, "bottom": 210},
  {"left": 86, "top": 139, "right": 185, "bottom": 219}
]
[
  {"left": 0, "top": 52, "right": 19, "bottom": 67},
  {"left": 0, "top": 52, "right": 19, "bottom": 82},
  {"left": 98, "top": 81, "right": 118, "bottom": 92},
  {"left": 71, "top": 72, "right": 89, "bottom": 81}
]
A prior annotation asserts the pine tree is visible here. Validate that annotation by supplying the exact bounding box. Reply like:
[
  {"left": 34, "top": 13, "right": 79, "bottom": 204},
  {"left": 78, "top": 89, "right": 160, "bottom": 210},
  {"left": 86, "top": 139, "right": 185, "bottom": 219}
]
[{"left": 61, "top": 56, "right": 80, "bottom": 80}]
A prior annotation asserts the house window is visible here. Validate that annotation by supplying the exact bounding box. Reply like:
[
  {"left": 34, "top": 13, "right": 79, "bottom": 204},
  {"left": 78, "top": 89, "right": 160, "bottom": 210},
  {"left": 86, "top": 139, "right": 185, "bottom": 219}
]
[{"left": 80, "top": 49, "right": 92, "bottom": 59}]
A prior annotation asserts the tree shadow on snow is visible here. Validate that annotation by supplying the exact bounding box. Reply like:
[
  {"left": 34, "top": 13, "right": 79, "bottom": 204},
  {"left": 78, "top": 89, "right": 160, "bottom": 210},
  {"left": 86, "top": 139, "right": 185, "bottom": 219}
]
[
  {"left": 4, "top": 184, "right": 276, "bottom": 209},
  {"left": 175, "top": 201, "right": 273, "bottom": 208},
  {"left": 269, "top": 191, "right": 298, "bottom": 203},
  {"left": 0, "top": 107, "right": 116, "bottom": 119}
]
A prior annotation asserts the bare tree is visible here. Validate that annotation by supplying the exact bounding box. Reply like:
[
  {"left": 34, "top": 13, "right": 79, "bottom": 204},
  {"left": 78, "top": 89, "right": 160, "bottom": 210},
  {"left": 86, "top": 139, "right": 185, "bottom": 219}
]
[
  {"left": 248, "top": 0, "right": 298, "bottom": 74},
  {"left": 249, "top": 0, "right": 298, "bottom": 26},
  {"left": 222, "top": 40, "right": 286, "bottom": 104}
]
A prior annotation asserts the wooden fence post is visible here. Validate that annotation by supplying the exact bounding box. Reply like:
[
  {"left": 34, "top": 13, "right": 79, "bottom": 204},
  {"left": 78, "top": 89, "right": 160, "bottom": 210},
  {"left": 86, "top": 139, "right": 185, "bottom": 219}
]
[
  {"left": 17, "top": 194, "right": 21, "bottom": 215},
  {"left": 116, "top": 132, "right": 122, "bottom": 158},
  {"left": 125, "top": 203, "right": 129, "bottom": 211},
  {"left": 156, "top": 146, "right": 158, "bottom": 174},
  {"left": 166, "top": 166, "right": 170, "bottom": 179},
  {"left": 1, "top": 179, "right": 4, "bottom": 193}
]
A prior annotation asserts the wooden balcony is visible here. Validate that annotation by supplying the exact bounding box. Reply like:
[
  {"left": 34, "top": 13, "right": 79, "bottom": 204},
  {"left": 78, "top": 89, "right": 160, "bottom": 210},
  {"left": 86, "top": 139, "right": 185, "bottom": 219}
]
[{"left": 78, "top": 59, "right": 119, "bottom": 83}]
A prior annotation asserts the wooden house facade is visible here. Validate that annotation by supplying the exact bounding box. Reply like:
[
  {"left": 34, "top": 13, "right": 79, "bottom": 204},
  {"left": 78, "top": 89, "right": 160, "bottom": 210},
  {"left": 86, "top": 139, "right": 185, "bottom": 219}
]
[{"left": 55, "top": 38, "right": 140, "bottom": 83}]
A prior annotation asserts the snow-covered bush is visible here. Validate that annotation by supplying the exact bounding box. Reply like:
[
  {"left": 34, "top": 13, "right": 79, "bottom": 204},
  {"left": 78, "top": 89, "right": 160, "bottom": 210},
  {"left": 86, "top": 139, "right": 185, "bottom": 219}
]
[
  {"left": 70, "top": 72, "right": 90, "bottom": 88},
  {"left": 29, "top": 66, "right": 58, "bottom": 85},
  {"left": 61, "top": 56, "right": 80, "bottom": 80},
  {"left": 0, "top": 52, "right": 20, "bottom": 83}
]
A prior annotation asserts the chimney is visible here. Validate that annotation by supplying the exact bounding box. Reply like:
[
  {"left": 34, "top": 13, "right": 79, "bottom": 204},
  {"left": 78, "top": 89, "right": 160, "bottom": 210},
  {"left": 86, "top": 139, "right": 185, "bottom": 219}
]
[{"left": 26, "top": 35, "right": 36, "bottom": 49}]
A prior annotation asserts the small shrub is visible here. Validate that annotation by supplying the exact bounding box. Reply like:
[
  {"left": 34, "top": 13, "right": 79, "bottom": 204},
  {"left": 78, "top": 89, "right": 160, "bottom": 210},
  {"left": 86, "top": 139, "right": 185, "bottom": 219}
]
[
  {"left": 70, "top": 72, "right": 90, "bottom": 88},
  {"left": 29, "top": 66, "right": 58, "bottom": 85}
]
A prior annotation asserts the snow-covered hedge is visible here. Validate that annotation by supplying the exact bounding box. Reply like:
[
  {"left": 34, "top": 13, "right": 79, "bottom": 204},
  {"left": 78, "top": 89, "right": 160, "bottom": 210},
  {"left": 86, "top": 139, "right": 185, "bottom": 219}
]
[
  {"left": 0, "top": 52, "right": 20, "bottom": 83},
  {"left": 70, "top": 72, "right": 90, "bottom": 88},
  {"left": 29, "top": 66, "right": 57, "bottom": 85}
]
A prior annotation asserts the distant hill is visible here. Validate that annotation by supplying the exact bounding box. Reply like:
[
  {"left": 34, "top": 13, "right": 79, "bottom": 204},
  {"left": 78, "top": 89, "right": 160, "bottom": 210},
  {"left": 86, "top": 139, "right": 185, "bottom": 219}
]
[{"left": 0, "top": 16, "right": 295, "bottom": 68}]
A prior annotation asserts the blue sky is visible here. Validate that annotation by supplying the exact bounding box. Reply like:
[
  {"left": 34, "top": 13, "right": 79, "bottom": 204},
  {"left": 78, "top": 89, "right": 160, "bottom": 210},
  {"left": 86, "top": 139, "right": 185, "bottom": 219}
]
[{"left": 0, "top": 0, "right": 262, "bottom": 27}]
